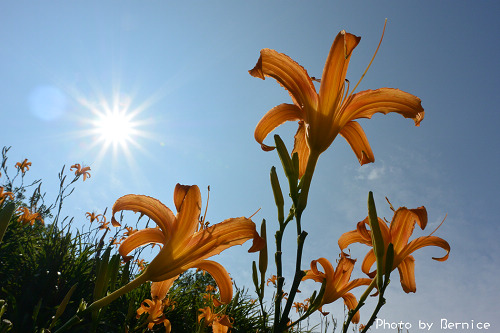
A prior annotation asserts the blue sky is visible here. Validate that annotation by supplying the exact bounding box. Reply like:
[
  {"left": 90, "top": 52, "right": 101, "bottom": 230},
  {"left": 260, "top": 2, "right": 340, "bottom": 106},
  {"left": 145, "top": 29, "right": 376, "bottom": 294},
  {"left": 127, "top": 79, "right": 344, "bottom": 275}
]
[{"left": 1, "top": 1, "right": 499, "bottom": 331}]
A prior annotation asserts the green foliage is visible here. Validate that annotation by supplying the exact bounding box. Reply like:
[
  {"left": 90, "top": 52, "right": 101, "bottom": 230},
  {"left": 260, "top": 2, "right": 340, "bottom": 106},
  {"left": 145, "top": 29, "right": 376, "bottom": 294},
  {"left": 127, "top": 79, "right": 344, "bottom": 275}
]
[{"left": 0, "top": 147, "right": 271, "bottom": 332}]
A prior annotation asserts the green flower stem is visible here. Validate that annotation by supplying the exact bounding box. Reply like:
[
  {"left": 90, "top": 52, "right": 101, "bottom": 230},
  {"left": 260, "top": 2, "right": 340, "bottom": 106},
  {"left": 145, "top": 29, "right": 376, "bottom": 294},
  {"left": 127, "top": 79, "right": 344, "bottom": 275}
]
[
  {"left": 342, "top": 278, "right": 376, "bottom": 333},
  {"left": 88, "top": 271, "right": 149, "bottom": 311},
  {"left": 274, "top": 229, "right": 284, "bottom": 329},
  {"left": 274, "top": 150, "right": 320, "bottom": 332},
  {"left": 55, "top": 272, "right": 149, "bottom": 332},
  {"left": 296, "top": 150, "right": 321, "bottom": 220},
  {"left": 278, "top": 230, "right": 307, "bottom": 332}
]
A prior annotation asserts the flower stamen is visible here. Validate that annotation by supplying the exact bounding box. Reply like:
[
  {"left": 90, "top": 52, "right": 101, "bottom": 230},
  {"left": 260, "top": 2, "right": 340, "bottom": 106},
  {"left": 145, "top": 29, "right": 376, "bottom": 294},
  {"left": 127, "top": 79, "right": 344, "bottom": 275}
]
[{"left": 350, "top": 19, "right": 388, "bottom": 95}]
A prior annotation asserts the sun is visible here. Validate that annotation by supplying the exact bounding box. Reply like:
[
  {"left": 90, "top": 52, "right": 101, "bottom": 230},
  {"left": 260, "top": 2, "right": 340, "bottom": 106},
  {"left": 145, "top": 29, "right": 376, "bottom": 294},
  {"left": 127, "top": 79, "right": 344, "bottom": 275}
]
[
  {"left": 76, "top": 91, "right": 151, "bottom": 164},
  {"left": 95, "top": 109, "right": 136, "bottom": 148}
]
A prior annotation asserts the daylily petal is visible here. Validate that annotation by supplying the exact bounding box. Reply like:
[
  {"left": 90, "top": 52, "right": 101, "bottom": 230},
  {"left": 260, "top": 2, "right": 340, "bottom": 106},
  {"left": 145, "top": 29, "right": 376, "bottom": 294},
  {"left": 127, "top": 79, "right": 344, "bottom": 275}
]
[
  {"left": 213, "top": 321, "right": 230, "bottom": 333},
  {"left": 178, "top": 217, "right": 262, "bottom": 268},
  {"left": 151, "top": 275, "right": 178, "bottom": 300},
  {"left": 303, "top": 257, "right": 333, "bottom": 284},
  {"left": 255, "top": 103, "right": 304, "bottom": 151},
  {"left": 334, "top": 255, "right": 356, "bottom": 290},
  {"left": 292, "top": 120, "right": 310, "bottom": 178},
  {"left": 173, "top": 183, "right": 191, "bottom": 212},
  {"left": 318, "top": 31, "right": 361, "bottom": 119},
  {"left": 194, "top": 260, "right": 233, "bottom": 304},
  {"left": 112, "top": 194, "right": 175, "bottom": 236},
  {"left": 397, "top": 255, "right": 416, "bottom": 293},
  {"left": 340, "top": 121, "right": 374, "bottom": 165},
  {"left": 342, "top": 277, "right": 373, "bottom": 296},
  {"left": 249, "top": 48, "right": 318, "bottom": 111},
  {"left": 400, "top": 235, "right": 450, "bottom": 262},
  {"left": 361, "top": 249, "right": 376, "bottom": 277},
  {"left": 340, "top": 88, "right": 424, "bottom": 128},
  {"left": 342, "top": 292, "right": 361, "bottom": 323},
  {"left": 338, "top": 221, "right": 372, "bottom": 251},
  {"left": 409, "top": 206, "right": 428, "bottom": 230},
  {"left": 390, "top": 207, "right": 426, "bottom": 254},
  {"left": 148, "top": 217, "right": 262, "bottom": 281},
  {"left": 171, "top": 185, "right": 202, "bottom": 250},
  {"left": 119, "top": 228, "right": 165, "bottom": 259}
]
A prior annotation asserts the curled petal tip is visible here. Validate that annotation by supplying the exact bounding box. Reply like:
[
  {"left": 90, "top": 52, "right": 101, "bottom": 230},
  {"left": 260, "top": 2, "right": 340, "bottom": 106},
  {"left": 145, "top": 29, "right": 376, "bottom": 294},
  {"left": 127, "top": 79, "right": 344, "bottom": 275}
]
[
  {"left": 261, "top": 143, "right": 275, "bottom": 152},
  {"left": 174, "top": 183, "right": 193, "bottom": 212},
  {"left": 359, "top": 150, "right": 375, "bottom": 165},
  {"left": 249, "top": 52, "right": 265, "bottom": 79},
  {"left": 248, "top": 231, "right": 266, "bottom": 253},
  {"left": 111, "top": 217, "right": 121, "bottom": 227}
]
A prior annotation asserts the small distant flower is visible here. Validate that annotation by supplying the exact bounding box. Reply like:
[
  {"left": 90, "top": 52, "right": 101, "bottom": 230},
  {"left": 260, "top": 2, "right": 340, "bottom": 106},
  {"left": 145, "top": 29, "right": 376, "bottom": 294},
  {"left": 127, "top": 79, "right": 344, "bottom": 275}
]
[
  {"left": 112, "top": 183, "right": 264, "bottom": 305},
  {"left": 266, "top": 275, "right": 277, "bottom": 287},
  {"left": 15, "top": 159, "right": 32, "bottom": 173},
  {"left": 110, "top": 238, "right": 122, "bottom": 247},
  {"left": 98, "top": 218, "right": 110, "bottom": 230},
  {"left": 338, "top": 205, "right": 450, "bottom": 293},
  {"left": 86, "top": 211, "right": 103, "bottom": 223},
  {"left": 16, "top": 207, "right": 44, "bottom": 226},
  {"left": 123, "top": 226, "right": 137, "bottom": 237},
  {"left": 70, "top": 163, "right": 91, "bottom": 181},
  {"left": 198, "top": 306, "right": 233, "bottom": 333},
  {"left": 136, "top": 278, "right": 176, "bottom": 331},
  {"left": 206, "top": 285, "right": 217, "bottom": 293},
  {"left": 303, "top": 253, "right": 372, "bottom": 323},
  {"left": 135, "top": 258, "right": 147, "bottom": 271},
  {"left": 292, "top": 300, "right": 309, "bottom": 314},
  {"left": 0, "top": 187, "right": 14, "bottom": 206}
]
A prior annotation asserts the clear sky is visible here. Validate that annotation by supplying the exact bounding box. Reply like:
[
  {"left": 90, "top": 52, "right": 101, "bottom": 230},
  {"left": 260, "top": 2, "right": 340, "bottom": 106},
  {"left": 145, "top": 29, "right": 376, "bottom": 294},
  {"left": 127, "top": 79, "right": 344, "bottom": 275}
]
[{"left": 1, "top": 1, "right": 499, "bottom": 331}]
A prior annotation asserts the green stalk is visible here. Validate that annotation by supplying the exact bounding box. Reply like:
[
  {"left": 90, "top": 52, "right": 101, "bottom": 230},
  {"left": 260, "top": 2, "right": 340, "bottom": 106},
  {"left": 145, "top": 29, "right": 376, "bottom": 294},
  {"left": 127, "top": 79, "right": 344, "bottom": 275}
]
[
  {"left": 296, "top": 150, "right": 321, "bottom": 219},
  {"left": 55, "top": 272, "right": 149, "bottom": 332},
  {"left": 342, "top": 279, "right": 376, "bottom": 333}
]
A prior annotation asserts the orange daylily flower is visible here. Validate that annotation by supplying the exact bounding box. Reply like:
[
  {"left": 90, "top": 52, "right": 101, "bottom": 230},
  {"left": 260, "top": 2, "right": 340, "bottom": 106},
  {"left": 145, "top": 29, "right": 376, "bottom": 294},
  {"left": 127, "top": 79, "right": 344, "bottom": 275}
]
[
  {"left": 303, "top": 253, "right": 372, "bottom": 323},
  {"left": 112, "top": 183, "right": 264, "bottom": 305},
  {"left": 15, "top": 159, "right": 32, "bottom": 173},
  {"left": 98, "top": 219, "right": 110, "bottom": 230},
  {"left": 250, "top": 29, "right": 424, "bottom": 177},
  {"left": 136, "top": 279, "right": 176, "bottom": 331},
  {"left": 266, "top": 274, "right": 277, "bottom": 287},
  {"left": 70, "top": 163, "right": 91, "bottom": 181},
  {"left": 85, "top": 211, "right": 103, "bottom": 223},
  {"left": 16, "top": 207, "right": 44, "bottom": 226},
  {"left": 338, "top": 206, "right": 450, "bottom": 293},
  {"left": 198, "top": 306, "right": 233, "bottom": 333},
  {"left": 0, "top": 187, "right": 14, "bottom": 206},
  {"left": 123, "top": 226, "right": 137, "bottom": 237}
]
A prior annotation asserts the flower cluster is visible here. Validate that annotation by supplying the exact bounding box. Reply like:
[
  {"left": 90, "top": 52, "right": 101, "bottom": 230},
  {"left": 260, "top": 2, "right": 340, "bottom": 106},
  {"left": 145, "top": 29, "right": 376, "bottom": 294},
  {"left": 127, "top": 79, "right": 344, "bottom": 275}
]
[{"left": 70, "top": 163, "right": 91, "bottom": 181}]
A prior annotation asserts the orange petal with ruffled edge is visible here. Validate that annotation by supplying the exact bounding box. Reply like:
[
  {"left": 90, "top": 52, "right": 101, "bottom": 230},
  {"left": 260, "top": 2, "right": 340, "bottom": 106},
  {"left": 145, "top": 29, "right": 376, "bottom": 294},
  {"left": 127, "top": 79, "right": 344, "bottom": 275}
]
[
  {"left": 390, "top": 207, "right": 427, "bottom": 254},
  {"left": 397, "top": 255, "right": 416, "bottom": 293},
  {"left": 400, "top": 235, "right": 450, "bottom": 262},
  {"left": 151, "top": 275, "right": 179, "bottom": 300},
  {"left": 119, "top": 228, "right": 165, "bottom": 259},
  {"left": 173, "top": 183, "right": 191, "bottom": 212},
  {"left": 111, "top": 194, "right": 175, "bottom": 236},
  {"left": 148, "top": 217, "right": 262, "bottom": 282},
  {"left": 171, "top": 185, "right": 202, "bottom": 250},
  {"left": 338, "top": 220, "right": 373, "bottom": 251},
  {"left": 340, "top": 121, "right": 374, "bottom": 165},
  {"left": 318, "top": 31, "right": 361, "bottom": 119},
  {"left": 342, "top": 292, "right": 361, "bottom": 323},
  {"left": 249, "top": 48, "right": 318, "bottom": 111},
  {"left": 340, "top": 88, "right": 424, "bottom": 128},
  {"left": 254, "top": 103, "right": 303, "bottom": 151}
]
